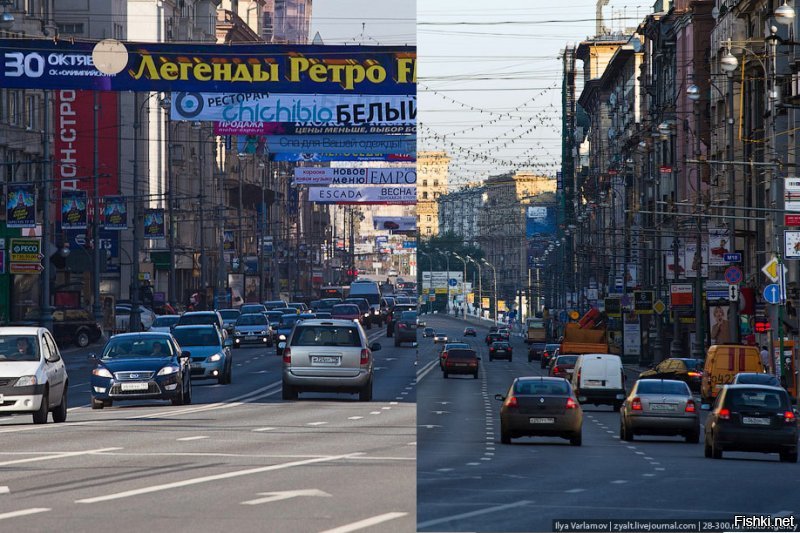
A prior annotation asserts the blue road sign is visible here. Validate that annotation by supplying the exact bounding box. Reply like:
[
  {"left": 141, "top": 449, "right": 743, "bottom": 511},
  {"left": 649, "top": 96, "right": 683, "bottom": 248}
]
[
  {"left": 764, "top": 284, "right": 781, "bottom": 304},
  {"left": 448, "top": 278, "right": 457, "bottom": 287},
  {"left": 724, "top": 266, "right": 743, "bottom": 285},
  {"left": 723, "top": 253, "right": 742, "bottom": 263}
]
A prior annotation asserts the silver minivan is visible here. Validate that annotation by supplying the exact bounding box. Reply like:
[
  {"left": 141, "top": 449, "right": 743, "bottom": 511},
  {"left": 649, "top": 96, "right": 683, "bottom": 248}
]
[{"left": 281, "top": 319, "right": 380, "bottom": 401}]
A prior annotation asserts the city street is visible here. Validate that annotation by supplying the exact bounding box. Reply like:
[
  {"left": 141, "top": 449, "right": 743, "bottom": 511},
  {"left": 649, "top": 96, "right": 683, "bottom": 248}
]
[
  {"left": 0, "top": 328, "right": 416, "bottom": 533},
  {"left": 417, "top": 315, "right": 799, "bottom": 532}
]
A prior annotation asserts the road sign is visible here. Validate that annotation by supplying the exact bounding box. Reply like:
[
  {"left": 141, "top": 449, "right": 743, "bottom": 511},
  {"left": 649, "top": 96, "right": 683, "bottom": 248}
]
[
  {"left": 729, "top": 285, "right": 739, "bottom": 302},
  {"left": 761, "top": 256, "right": 787, "bottom": 283},
  {"left": 764, "top": 284, "right": 782, "bottom": 304},
  {"left": 633, "top": 291, "right": 654, "bottom": 314},
  {"left": 724, "top": 266, "right": 743, "bottom": 285},
  {"left": 723, "top": 253, "right": 742, "bottom": 263},
  {"left": 448, "top": 278, "right": 457, "bottom": 287},
  {"left": 9, "top": 238, "right": 42, "bottom": 262},
  {"left": 9, "top": 262, "right": 43, "bottom": 274},
  {"left": 653, "top": 299, "right": 666, "bottom": 315},
  {"left": 787, "top": 214, "right": 800, "bottom": 226},
  {"left": 670, "top": 283, "right": 693, "bottom": 307}
]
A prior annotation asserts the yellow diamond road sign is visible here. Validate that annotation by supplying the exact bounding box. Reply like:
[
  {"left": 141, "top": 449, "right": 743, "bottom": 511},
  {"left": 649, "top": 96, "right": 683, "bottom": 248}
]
[
  {"left": 761, "top": 256, "right": 786, "bottom": 283},
  {"left": 653, "top": 299, "right": 666, "bottom": 315}
]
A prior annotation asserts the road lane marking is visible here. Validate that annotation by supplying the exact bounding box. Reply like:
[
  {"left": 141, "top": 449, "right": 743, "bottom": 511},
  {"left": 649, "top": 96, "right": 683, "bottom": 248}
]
[
  {"left": 611, "top": 480, "right": 628, "bottom": 484},
  {"left": 381, "top": 407, "right": 391, "bottom": 410},
  {"left": 176, "top": 436, "right": 208, "bottom": 442},
  {"left": 466, "top": 462, "right": 480, "bottom": 466},
  {"left": 369, "top": 411, "right": 381, "bottom": 415},
  {"left": 75, "top": 453, "right": 361, "bottom": 504},
  {"left": 655, "top": 467, "right": 666, "bottom": 471},
  {"left": 635, "top": 451, "right": 645, "bottom": 455},
  {"left": 319, "top": 512, "right": 408, "bottom": 533},
  {"left": 0, "top": 447, "right": 121, "bottom": 467},
  {"left": 348, "top": 416, "right": 363, "bottom": 420},
  {"left": 417, "top": 501, "right": 532, "bottom": 529},
  {"left": 0, "top": 508, "right": 50, "bottom": 521},
  {"left": 643, "top": 473, "right": 656, "bottom": 477},
  {"left": 127, "top": 381, "right": 282, "bottom": 419},
  {"left": 252, "top": 427, "right": 275, "bottom": 432},
  {"left": 307, "top": 422, "right": 328, "bottom": 426},
  {"left": 241, "top": 488, "right": 331, "bottom": 506},
  {"left": 437, "top": 468, "right": 453, "bottom": 472},
  {"left": 0, "top": 486, "right": 8, "bottom": 494}
]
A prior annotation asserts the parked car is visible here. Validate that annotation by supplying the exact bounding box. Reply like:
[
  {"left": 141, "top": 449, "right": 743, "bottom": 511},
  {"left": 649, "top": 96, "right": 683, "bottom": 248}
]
[
  {"left": 496, "top": 376, "right": 582, "bottom": 446},
  {"left": 281, "top": 319, "right": 380, "bottom": 401},
  {"left": 638, "top": 358, "right": 703, "bottom": 393},
  {"left": 620, "top": 379, "right": 700, "bottom": 443},
  {"left": 0, "top": 327, "right": 69, "bottom": 424},
  {"left": 172, "top": 325, "right": 232, "bottom": 384},
  {"left": 233, "top": 313, "right": 272, "bottom": 348},
  {"left": 89, "top": 332, "right": 192, "bottom": 409},
  {"left": 394, "top": 310, "right": 418, "bottom": 347},
  {"left": 51, "top": 308, "right": 103, "bottom": 348},
  {"left": 704, "top": 384, "right": 797, "bottom": 462},
  {"left": 115, "top": 304, "right": 156, "bottom": 332},
  {"left": 149, "top": 314, "right": 181, "bottom": 334},
  {"left": 443, "top": 348, "right": 480, "bottom": 379},
  {"left": 489, "top": 341, "right": 513, "bottom": 361}
]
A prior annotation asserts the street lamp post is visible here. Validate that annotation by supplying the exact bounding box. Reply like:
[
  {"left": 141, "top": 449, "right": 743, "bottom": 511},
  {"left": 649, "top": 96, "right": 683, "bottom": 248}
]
[
  {"left": 466, "top": 255, "right": 482, "bottom": 318},
  {"left": 92, "top": 91, "right": 102, "bottom": 325},
  {"left": 418, "top": 250, "right": 432, "bottom": 314},
  {"left": 483, "top": 259, "right": 498, "bottom": 324},
  {"left": 687, "top": 82, "right": 706, "bottom": 359},
  {"left": 452, "top": 252, "right": 468, "bottom": 317},
  {"left": 41, "top": 90, "right": 54, "bottom": 332}
]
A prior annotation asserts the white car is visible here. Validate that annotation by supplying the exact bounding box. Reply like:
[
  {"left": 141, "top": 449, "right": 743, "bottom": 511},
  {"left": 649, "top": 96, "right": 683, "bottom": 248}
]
[
  {"left": 0, "top": 327, "right": 69, "bottom": 424},
  {"left": 149, "top": 314, "right": 180, "bottom": 333},
  {"left": 115, "top": 305, "right": 156, "bottom": 331}
]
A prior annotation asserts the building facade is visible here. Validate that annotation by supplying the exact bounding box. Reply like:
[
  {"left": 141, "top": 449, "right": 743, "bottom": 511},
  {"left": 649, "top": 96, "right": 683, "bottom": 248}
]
[{"left": 417, "top": 151, "right": 449, "bottom": 239}]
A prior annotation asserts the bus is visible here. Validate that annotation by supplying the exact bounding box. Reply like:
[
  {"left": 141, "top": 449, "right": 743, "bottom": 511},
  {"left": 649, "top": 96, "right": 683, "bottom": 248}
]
[{"left": 320, "top": 285, "right": 349, "bottom": 300}]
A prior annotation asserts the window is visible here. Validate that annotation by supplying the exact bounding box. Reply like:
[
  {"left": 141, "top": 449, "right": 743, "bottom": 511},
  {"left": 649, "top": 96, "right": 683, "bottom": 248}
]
[
  {"left": 57, "top": 23, "right": 85, "bottom": 35},
  {"left": 426, "top": 215, "right": 431, "bottom": 222},
  {"left": 291, "top": 325, "right": 360, "bottom": 347},
  {"left": 426, "top": 227, "right": 432, "bottom": 235},
  {"left": 25, "top": 94, "right": 36, "bottom": 130},
  {"left": 434, "top": 180, "right": 439, "bottom": 187},
  {"left": 422, "top": 180, "right": 428, "bottom": 187},
  {"left": 422, "top": 192, "right": 428, "bottom": 200},
  {"left": 9, "top": 91, "right": 19, "bottom": 126}
]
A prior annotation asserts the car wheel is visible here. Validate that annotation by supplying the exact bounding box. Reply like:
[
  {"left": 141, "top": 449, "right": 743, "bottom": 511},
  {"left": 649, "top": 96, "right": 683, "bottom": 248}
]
[
  {"left": 75, "top": 329, "right": 91, "bottom": 348},
  {"left": 359, "top": 379, "right": 373, "bottom": 402},
  {"left": 570, "top": 433, "right": 582, "bottom": 446},
  {"left": 91, "top": 397, "right": 104, "bottom": 410},
  {"left": 528, "top": 355, "right": 533, "bottom": 362},
  {"left": 218, "top": 367, "right": 226, "bottom": 384},
  {"left": 509, "top": 356, "right": 513, "bottom": 362},
  {"left": 171, "top": 384, "right": 185, "bottom": 406},
  {"left": 52, "top": 386, "right": 68, "bottom": 423},
  {"left": 226, "top": 364, "right": 233, "bottom": 385},
  {"left": 103, "top": 400, "right": 113, "bottom": 408},
  {"left": 711, "top": 436, "right": 723, "bottom": 459},
  {"left": 500, "top": 426, "right": 511, "bottom": 444},
  {"left": 32, "top": 390, "right": 49, "bottom": 424},
  {"left": 704, "top": 438, "right": 712, "bottom": 458},
  {"left": 685, "top": 430, "right": 700, "bottom": 444},
  {"left": 780, "top": 448, "right": 798, "bottom": 463},
  {"left": 443, "top": 372, "right": 449, "bottom": 379},
  {"left": 282, "top": 382, "right": 297, "bottom": 400}
]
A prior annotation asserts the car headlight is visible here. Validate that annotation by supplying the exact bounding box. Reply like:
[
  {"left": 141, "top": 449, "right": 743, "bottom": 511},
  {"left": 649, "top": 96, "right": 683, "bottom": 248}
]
[
  {"left": 258, "top": 330, "right": 266, "bottom": 335},
  {"left": 279, "top": 334, "right": 286, "bottom": 341},
  {"left": 91, "top": 368, "right": 113, "bottom": 379},
  {"left": 157, "top": 365, "right": 180, "bottom": 376},
  {"left": 234, "top": 331, "right": 242, "bottom": 336},
  {"left": 208, "top": 353, "right": 222, "bottom": 362},
  {"left": 364, "top": 313, "right": 370, "bottom": 318},
  {"left": 15, "top": 375, "right": 38, "bottom": 386}
]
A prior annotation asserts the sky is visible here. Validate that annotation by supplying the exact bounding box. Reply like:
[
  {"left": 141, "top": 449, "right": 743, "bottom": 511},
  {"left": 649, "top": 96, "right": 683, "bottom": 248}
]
[
  {"left": 418, "top": 0, "right": 651, "bottom": 187},
  {"left": 309, "top": 0, "right": 416, "bottom": 46}
]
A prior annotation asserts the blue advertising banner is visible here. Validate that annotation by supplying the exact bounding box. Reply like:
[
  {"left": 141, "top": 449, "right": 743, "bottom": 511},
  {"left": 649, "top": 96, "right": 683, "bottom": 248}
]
[
  {"left": 525, "top": 205, "right": 556, "bottom": 238},
  {"left": 143, "top": 209, "right": 165, "bottom": 239},
  {"left": 62, "top": 225, "right": 120, "bottom": 273},
  {"left": 103, "top": 195, "right": 128, "bottom": 230},
  {"left": 0, "top": 40, "right": 416, "bottom": 94},
  {"left": 266, "top": 134, "right": 416, "bottom": 155},
  {"left": 61, "top": 190, "right": 88, "bottom": 230},
  {"left": 214, "top": 121, "right": 415, "bottom": 136},
  {"left": 6, "top": 183, "right": 36, "bottom": 228},
  {"left": 271, "top": 152, "right": 416, "bottom": 162}
]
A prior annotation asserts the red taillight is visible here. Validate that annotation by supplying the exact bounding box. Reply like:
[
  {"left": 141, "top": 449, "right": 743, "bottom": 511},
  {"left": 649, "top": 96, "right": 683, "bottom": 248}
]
[
  {"left": 784, "top": 410, "right": 796, "bottom": 423},
  {"left": 553, "top": 366, "right": 562, "bottom": 375},
  {"left": 631, "top": 397, "right": 642, "bottom": 411},
  {"left": 282, "top": 347, "right": 292, "bottom": 364},
  {"left": 687, "top": 371, "right": 702, "bottom": 378},
  {"left": 543, "top": 351, "right": 549, "bottom": 359},
  {"left": 441, "top": 352, "right": 448, "bottom": 360},
  {"left": 489, "top": 348, "right": 494, "bottom": 352},
  {"left": 566, "top": 398, "right": 578, "bottom": 409},
  {"left": 685, "top": 400, "right": 696, "bottom": 413},
  {"left": 504, "top": 395, "right": 518, "bottom": 408},
  {"left": 360, "top": 349, "right": 370, "bottom": 365},
  {"left": 718, "top": 408, "right": 731, "bottom": 420},
  {"left": 398, "top": 323, "right": 406, "bottom": 329}
]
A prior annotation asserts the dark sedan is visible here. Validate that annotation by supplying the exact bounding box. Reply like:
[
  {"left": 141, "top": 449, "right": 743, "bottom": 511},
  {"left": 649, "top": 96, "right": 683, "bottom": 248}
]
[
  {"left": 394, "top": 310, "right": 418, "bottom": 347},
  {"left": 463, "top": 327, "right": 477, "bottom": 337},
  {"left": 704, "top": 385, "right": 797, "bottom": 462},
  {"left": 496, "top": 376, "right": 582, "bottom": 446},
  {"left": 443, "top": 348, "right": 479, "bottom": 379},
  {"left": 540, "top": 343, "right": 560, "bottom": 369},
  {"left": 638, "top": 357, "right": 703, "bottom": 393},
  {"left": 485, "top": 332, "right": 503, "bottom": 346},
  {"left": 489, "top": 341, "right": 512, "bottom": 361},
  {"left": 549, "top": 354, "right": 578, "bottom": 379},
  {"left": 89, "top": 332, "right": 192, "bottom": 409}
]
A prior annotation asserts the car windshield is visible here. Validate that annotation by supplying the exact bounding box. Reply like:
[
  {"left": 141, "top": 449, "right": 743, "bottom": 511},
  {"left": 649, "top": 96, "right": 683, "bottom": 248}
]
[
  {"left": 152, "top": 316, "right": 179, "bottom": 327},
  {"left": 291, "top": 325, "right": 361, "bottom": 347},
  {"left": 241, "top": 305, "right": 265, "bottom": 314},
  {"left": 315, "top": 312, "right": 332, "bottom": 319},
  {"left": 0, "top": 335, "right": 39, "bottom": 362},
  {"left": 545, "top": 344, "right": 560, "bottom": 351},
  {"left": 736, "top": 374, "right": 781, "bottom": 386},
  {"left": 515, "top": 380, "right": 570, "bottom": 396},
  {"left": 424, "top": 328, "right": 434, "bottom": 332},
  {"left": 103, "top": 337, "right": 173, "bottom": 358},
  {"left": 400, "top": 311, "right": 417, "bottom": 320},
  {"left": 333, "top": 305, "right": 359, "bottom": 315},
  {"left": 280, "top": 315, "right": 301, "bottom": 327},
  {"left": 218, "top": 310, "right": 240, "bottom": 320},
  {"left": 266, "top": 312, "right": 283, "bottom": 322},
  {"left": 172, "top": 328, "right": 220, "bottom": 347},
  {"left": 727, "top": 388, "right": 788, "bottom": 410},
  {"left": 179, "top": 314, "right": 216, "bottom": 326},
  {"left": 446, "top": 344, "right": 469, "bottom": 350},
  {"left": 237, "top": 314, "right": 267, "bottom": 326},
  {"left": 637, "top": 381, "right": 690, "bottom": 395},
  {"left": 682, "top": 359, "right": 701, "bottom": 370},
  {"left": 556, "top": 355, "right": 578, "bottom": 365},
  {"left": 493, "top": 342, "right": 509, "bottom": 348}
]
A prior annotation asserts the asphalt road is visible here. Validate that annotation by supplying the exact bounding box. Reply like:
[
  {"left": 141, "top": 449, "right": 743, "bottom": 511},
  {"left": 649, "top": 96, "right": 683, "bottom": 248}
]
[
  {"left": 417, "top": 315, "right": 800, "bottom": 533},
  {"left": 0, "top": 326, "right": 416, "bottom": 533}
]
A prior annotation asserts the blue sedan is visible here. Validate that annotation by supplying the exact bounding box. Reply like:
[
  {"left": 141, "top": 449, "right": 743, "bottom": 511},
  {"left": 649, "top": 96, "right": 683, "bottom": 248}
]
[
  {"left": 172, "top": 325, "right": 233, "bottom": 384},
  {"left": 89, "top": 332, "right": 192, "bottom": 409}
]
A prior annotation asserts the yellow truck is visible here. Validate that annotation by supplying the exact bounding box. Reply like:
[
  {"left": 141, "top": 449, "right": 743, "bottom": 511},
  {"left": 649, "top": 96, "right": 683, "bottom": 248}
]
[{"left": 559, "top": 309, "right": 609, "bottom": 355}]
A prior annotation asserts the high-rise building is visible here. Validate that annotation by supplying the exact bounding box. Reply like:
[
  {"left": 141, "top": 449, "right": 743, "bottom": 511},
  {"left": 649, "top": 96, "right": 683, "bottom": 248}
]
[
  {"left": 262, "top": 0, "right": 312, "bottom": 44},
  {"left": 418, "top": 151, "right": 449, "bottom": 239}
]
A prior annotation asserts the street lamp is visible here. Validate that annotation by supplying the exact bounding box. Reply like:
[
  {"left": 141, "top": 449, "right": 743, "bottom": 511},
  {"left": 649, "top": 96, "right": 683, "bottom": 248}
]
[
  {"left": 435, "top": 250, "right": 452, "bottom": 314},
  {"left": 452, "top": 252, "right": 468, "bottom": 317},
  {"left": 465, "top": 255, "right": 482, "bottom": 318},
  {"left": 482, "top": 259, "right": 498, "bottom": 324},
  {"left": 418, "top": 249, "right": 433, "bottom": 314},
  {"left": 686, "top": 81, "right": 706, "bottom": 359}
]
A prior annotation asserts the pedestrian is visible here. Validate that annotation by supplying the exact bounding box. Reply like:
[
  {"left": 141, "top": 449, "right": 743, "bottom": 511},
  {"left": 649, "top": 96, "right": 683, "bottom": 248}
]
[{"left": 760, "top": 345, "right": 770, "bottom": 372}]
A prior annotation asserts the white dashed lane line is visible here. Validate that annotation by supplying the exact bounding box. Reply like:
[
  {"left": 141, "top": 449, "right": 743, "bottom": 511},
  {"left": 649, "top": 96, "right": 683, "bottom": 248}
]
[{"left": 176, "top": 436, "right": 209, "bottom": 442}]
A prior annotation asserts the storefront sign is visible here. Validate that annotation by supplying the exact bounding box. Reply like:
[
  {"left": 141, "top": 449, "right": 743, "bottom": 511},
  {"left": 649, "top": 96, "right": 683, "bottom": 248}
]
[
  {"left": 308, "top": 186, "right": 416, "bottom": 204},
  {"left": 9, "top": 238, "right": 42, "bottom": 262},
  {"left": 633, "top": 290, "right": 654, "bottom": 314},
  {"left": 0, "top": 40, "right": 416, "bottom": 95},
  {"left": 271, "top": 152, "right": 414, "bottom": 162},
  {"left": 670, "top": 283, "right": 694, "bottom": 307},
  {"left": 294, "top": 167, "right": 416, "bottom": 185},
  {"left": 373, "top": 216, "right": 416, "bottom": 231},
  {"left": 213, "top": 121, "right": 415, "bottom": 136},
  {"left": 266, "top": 134, "right": 415, "bottom": 155}
]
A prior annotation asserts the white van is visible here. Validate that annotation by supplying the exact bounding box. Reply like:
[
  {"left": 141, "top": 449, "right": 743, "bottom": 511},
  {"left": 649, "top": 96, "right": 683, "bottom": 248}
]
[{"left": 571, "top": 353, "right": 626, "bottom": 410}]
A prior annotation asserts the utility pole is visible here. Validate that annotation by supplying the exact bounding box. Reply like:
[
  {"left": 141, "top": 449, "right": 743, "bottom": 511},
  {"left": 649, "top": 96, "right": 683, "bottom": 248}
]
[
  {"left": 167, "top": 117, "right": 176, "bottom": 308},
  {"left": 130, "top": 93, "right": 142, "bottom": 331},
  {"left": 726, "top": 70, "right": 739, "bottom": 343},
  {"left": 41, "top": 90, "right": 53, "bottom": 332},
  {"left": 92, "top": 91, "right": 102, "bottom": 325}
]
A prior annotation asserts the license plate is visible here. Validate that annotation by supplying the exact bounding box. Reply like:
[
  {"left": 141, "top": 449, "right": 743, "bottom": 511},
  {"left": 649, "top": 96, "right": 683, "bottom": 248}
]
[
  {"left": 649, "top": 403, "right": 676, "bottom": 411},
  {"left": 529, "top": 417, "right": 555, "bottom": 424},
  {"left": 0, "top": 394, "right": 3, "bottom": 403},
  {"left": 311, "top": 356, "right": 340, "bottom": 366},
  {"left": 586, "top": 380, "right": 602, "bottom": 386},
  {"left": 191, "top": 363, "right": 202, "bottom": 369},
  {"left": 566, "top": 369, "right": 574, "bottom": 373},
  {"left": 120, "top": 382, "right": 149, "bottom": 391},
  {"left": 743, "top": 417, "right": 771, "bottom": 425}
]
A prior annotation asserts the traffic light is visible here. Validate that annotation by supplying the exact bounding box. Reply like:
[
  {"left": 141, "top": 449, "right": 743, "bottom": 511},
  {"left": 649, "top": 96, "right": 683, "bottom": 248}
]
[{"left": 754, "top": 319, "right": 771, "bottom": 333}]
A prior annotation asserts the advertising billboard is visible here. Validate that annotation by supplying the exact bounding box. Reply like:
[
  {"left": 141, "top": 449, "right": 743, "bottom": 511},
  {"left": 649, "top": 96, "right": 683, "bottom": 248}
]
[
  {"left": 266, "top": 134, "right": 415, "bottom": 155},
  {"left": 526, "top": 205, "right": 556, "bottom": 238},
  {"left": 294, "top": 167, "right": 416, "bottom": 185},
  {"left": 0, "top": 40, "right": 416, "bottom": 95},
  {"left": 308, "top": 186, "right": 416, "bottom": 204}
]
